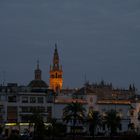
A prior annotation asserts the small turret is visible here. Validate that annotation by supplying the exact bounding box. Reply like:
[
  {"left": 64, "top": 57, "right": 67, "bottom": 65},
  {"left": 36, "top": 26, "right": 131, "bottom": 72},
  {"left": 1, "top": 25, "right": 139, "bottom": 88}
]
[{"left": 35, "top": 60, "right": 42, "bottom": 80}]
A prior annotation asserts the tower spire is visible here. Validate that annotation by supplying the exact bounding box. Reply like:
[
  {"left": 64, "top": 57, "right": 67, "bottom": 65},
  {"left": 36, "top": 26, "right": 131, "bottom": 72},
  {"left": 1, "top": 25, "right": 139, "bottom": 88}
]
[
  {"left": 53, "top": 43, "right": 59, "bottom": 69},
  {"left": 37, "top": 59, "right": 40, "bottom": 70},
  {"left": 49, "top": 44, "right": 63, "bottom": 92},
  {"left": 35, "top": 60, "right": 42, "bottom": 80},
  {"left": 55, "top": 43, "right": 57, "bottom": 49}
]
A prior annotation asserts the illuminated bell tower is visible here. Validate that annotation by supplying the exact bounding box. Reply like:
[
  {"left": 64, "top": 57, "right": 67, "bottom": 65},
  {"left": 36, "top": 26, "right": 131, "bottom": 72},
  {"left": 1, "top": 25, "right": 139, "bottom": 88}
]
[{"left": 49, "top": 44, "right": 63, "bottom": 92}]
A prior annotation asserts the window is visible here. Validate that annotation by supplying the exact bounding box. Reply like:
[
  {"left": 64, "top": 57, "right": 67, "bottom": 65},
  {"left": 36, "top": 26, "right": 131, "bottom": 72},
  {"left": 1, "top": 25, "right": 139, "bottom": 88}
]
[
  {"left": 7, "top": 106, "right": 17, "bottom": 122},
  {"left": 0, "top": 107, "right": 2, "bottom": 113},
  {"left": 47, "top": 106, "right": 52, "bottom": 113},
  {"left": 37, "top": 106, "right": 45, "bottom": 112},
  {"left": 22, "top": 107, "right": 29, "bottom": 113},
  {"left": 47, "top": 106, "right": 52, "bottom": 120},
  {"left": 22, "top": 97, "right": 28, "bottom": 103},
  {"left": 102, "top": 108, "right": 106, "bottom": 112},
  {"left": 119, "top": 124, "right": 122, "bottom": 130},
  {"left": 8, "top": 96, "right": 16, "bottom": 102},
  {"left": 90, "top": 97, "right": 93, "bottom": 103},
  {"left": 55, "top": 73, "right": 58, "bottom": 78},
  {"left": 102, "top": 124, "right": 105, "bottom": 131},
  {"left": 38, "top": 97, "right": 44, "bottom": 103},
  {"left": 51, "top": 75, "right": 54, "bottom": 78},
  {"left": 29, "top": 107, "right": 36, "bottom": 112},
  {"left": 30, "top": 97, "right": 36, "bottom": 103}
]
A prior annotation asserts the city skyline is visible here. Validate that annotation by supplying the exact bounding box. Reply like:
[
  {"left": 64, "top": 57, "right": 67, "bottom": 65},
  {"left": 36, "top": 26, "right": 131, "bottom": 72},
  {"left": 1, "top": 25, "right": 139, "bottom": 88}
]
[{"left": 0, "top": 0, "right": 140, "bottom": 89}]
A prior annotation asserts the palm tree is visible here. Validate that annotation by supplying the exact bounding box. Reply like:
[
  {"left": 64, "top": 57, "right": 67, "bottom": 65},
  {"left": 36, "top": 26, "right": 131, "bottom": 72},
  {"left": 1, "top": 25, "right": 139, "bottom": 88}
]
[
  {"left": 88, "top": 111, "right": 102, "bottom": 140},
  {"left": 104, "top": 109, "right": 121, "bottom": 136},
  {"left": 50, "top": 118, "right": 67, "bottom": 137},
  {"left": 63, "top": 101, "right": 86, "bottom": 140},
  {"left": 0, "top": 125, "right": 4, "bottom": 139},
  {"left": 29, "top": 108, "right": 46, "bottom": 140}
]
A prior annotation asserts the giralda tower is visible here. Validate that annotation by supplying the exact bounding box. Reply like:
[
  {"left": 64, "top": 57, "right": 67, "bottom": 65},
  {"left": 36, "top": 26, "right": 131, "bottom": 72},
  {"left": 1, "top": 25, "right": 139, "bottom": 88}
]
[{"left": 49, "top": 44, "right": 63, "bottom": 92}]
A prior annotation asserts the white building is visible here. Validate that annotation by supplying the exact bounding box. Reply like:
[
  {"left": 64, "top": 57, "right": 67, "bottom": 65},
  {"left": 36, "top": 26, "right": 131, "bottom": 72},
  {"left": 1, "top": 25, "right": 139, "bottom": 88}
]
[{"left": 0, "top": 82, "right": 140, "bottom": 135}]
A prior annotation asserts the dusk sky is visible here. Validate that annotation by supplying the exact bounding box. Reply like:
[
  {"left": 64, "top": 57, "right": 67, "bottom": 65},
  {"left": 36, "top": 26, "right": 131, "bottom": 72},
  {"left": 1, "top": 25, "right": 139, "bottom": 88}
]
[{"left": 0, "top": 0, "right": 140, "bottom": 90}]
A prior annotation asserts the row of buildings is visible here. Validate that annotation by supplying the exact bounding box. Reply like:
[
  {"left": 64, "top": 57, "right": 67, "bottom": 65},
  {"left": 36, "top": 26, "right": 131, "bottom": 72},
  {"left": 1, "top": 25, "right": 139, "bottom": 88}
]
[{"left": 0, "top": 45, "right": 140, "bottom": 135}]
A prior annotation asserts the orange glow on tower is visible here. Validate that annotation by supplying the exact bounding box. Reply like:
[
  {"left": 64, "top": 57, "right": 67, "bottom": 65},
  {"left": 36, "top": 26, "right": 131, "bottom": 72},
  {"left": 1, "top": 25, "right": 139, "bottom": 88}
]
[{"left": 49, "top": 44, "right": 63, "bottom": 92}]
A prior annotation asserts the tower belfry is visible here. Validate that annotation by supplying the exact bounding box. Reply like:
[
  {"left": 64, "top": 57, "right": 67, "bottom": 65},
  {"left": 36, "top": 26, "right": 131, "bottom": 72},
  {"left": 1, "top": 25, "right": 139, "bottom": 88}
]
[{"left": 49, "top": 44, "right": 63, "bottom": 92}]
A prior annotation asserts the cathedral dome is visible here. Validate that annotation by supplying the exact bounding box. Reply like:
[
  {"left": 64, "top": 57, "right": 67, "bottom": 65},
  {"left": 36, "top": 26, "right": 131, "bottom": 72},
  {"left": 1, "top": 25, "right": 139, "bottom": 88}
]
[
  {"left": 28, "top": 60, "right": 48, "bottom": 89},
  {"left": 28, "top": 80, "right": 48, "bottom": 88}
]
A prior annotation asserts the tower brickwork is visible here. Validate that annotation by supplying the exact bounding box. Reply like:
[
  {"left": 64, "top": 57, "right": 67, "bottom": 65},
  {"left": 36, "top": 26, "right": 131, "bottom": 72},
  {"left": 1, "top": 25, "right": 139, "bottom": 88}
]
[{"left": 49, "top": 44, "right": 63, "bottom": 92}]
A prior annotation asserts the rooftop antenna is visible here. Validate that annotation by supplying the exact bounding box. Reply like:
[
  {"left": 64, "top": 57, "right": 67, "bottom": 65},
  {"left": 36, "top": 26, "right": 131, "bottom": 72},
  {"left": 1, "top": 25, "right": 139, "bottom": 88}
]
[
  {"left": 2, "top": 70, "right": 6, "bottom": 86},
  {"left": 37, "top": 58, "right": 40, "bottom": 69},
  {"left": 84, "top": 73, "right": 89, "bottom": 85},
  {"left": 84, "top": 73, "right": 87, "bottom": 83},
  {"left": 0, "top": 71, "right": 1, "bottom": 86}
]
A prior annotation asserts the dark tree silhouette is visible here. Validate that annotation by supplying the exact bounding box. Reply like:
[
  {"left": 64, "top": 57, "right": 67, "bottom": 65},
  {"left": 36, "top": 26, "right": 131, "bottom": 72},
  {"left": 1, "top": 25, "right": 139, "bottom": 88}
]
[
  {"left": 63, "top": 101, "right": 86, "bottom": 140},
  {"left": 29, "top": 109, "right": 46, "bottom": 140},
  {"left": 88, "top": 111, "right": 102, "bottom": 140},
  {"left": 104, "top": 109, "right": 121, "bottom": 136}
]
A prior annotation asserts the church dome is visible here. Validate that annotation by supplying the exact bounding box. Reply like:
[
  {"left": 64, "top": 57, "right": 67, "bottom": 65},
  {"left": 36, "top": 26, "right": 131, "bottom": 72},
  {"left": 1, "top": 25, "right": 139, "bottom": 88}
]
[
  {"left": 28, "top": 60, "right": 48, "bottom": 89},
  {"left": 28, "top": 80, "right": 48, "bottom": 88}
]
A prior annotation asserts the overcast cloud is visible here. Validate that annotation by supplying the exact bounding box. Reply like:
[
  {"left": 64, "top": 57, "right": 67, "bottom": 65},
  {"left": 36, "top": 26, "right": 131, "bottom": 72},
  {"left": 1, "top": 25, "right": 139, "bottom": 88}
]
[{"left": 0, "top": 0, "right": 140, "bottom": 90}]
